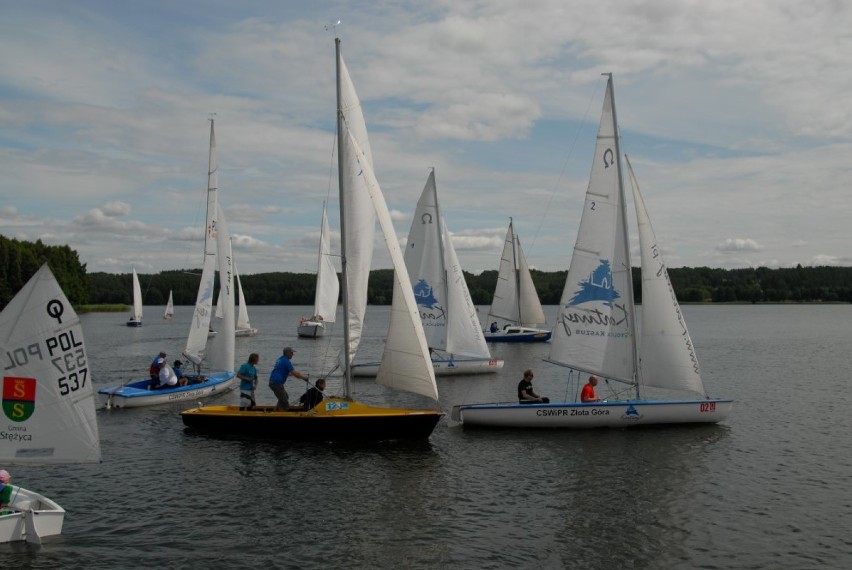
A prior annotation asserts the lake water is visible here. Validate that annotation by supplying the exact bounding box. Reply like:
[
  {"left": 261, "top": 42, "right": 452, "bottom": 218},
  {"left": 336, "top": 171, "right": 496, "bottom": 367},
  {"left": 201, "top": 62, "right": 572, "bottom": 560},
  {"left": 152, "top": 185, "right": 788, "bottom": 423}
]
[{"left": 2, "top": 305, "right": 851, "bottom": 569}]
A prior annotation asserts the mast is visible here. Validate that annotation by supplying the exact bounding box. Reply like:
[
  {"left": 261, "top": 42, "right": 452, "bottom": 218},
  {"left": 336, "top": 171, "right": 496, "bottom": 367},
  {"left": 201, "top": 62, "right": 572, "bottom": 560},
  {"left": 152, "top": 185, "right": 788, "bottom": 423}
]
[
  {"left": 431, "top": 168, "right": 451, "bottom": 353},
  {"left": 335, "top": 37, "right": 352, "bottom": 399},
  {"left": 606, "top": 73, "right": 641, "bottom": 399},
  {"left": 510, "top": 218, "right": 522, "bottom": 325}
]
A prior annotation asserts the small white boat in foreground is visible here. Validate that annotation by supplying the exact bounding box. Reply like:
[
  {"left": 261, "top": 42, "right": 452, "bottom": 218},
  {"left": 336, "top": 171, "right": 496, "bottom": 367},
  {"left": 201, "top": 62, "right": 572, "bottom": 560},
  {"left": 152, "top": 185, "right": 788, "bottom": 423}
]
[{"left": 0, "top": 486, "right": 65, "bottom": 544}]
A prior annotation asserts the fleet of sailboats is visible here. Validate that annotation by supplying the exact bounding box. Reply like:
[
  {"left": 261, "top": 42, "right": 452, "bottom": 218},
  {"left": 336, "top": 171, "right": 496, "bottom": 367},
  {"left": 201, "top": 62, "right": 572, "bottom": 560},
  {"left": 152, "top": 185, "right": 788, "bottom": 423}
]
[
  {"left": 484, "top": 219, "right": 551, "bottom": 343},
  {"left": 126, "top": 267, "right": 143, "bottom": 327},
  {"left": 353, "top": 169, "right": 503, "bottom": 376},
  {"left": 297, "top": 202, "right": 339, "bottom": 338},
  {"left": 100, "top": 119, "right": 237, "bottom": 408},
  {"left": 0, "top": 264, "right": 102, "bottom": 543},
  {"left": 180, "top": 38, "right": 443, "bottom": 441},
  {"left": 453, "top": 74, "right": 732, "bottom": 428}
]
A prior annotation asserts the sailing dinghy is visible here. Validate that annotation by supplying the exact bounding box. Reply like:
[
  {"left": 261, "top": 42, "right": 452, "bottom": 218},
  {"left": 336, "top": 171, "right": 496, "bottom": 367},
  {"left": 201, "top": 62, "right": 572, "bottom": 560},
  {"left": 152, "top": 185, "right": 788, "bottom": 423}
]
[
  {"left": 453, "top": 74, "right": 732, "bottom": 428},
  {"left": 181, "top": 38, "right": 442, "bottom": 441},
  {"left": 126, "top": 267, "right": 143, "bottom": 326},
  {"left": 100, "top": 119, "right": 237, "bottom": 408},
  {"left": 298, "top": 202, "right": 339, "bottom": 338},
  {"left": 484, "top": 219, "right": 551, "bottom": 342},
  {"left": 352, "top": 169, "right": 503, "bottom": 376},
  {"left": 0, "top": 264, "right": 102, "bottom": 544},
  {"left": 234, "top": 260, "right": 257, "bottom": 337},
  {"left": 163, "top": 290, "right": 174, "bottom": 319}
]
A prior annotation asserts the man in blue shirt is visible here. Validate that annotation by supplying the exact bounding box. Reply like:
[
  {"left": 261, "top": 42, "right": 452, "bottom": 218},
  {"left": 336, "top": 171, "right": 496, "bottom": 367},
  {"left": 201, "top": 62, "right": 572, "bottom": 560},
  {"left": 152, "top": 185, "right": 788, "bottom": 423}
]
[{"left": 269, "top": 347, "right": 309, "bottom": 410}]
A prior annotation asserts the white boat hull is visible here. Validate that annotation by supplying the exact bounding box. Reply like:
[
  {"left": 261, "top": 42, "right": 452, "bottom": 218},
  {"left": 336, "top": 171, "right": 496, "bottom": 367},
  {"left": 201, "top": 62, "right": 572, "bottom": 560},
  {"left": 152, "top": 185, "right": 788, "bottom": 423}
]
[
  {"left": 297, "top": 320, "right": 326, "bottom": 338},
  {"left": 353, "top": 357, "right": 504, "bottom": 377},
  {"left": 0, "top": 486, "right": 65, "bottom": 543},
  {"left": 98, "top": 373, "right": 237, "bottom": 408},
  {"left": 485, "top": 325, "right": 551, "bottom": 343},
  {"left": 235, "top": 327, "right": 258, "bottom": 337},
  {"left": 452, "top": 398, "right": 732, "bottom": 428}
]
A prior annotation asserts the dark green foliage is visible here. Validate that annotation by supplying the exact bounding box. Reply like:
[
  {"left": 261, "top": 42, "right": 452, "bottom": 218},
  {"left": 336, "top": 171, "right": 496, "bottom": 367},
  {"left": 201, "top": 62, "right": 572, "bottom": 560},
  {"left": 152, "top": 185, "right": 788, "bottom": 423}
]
[{"left": 0, "top": 236, "right": 88, "bottom": 307}]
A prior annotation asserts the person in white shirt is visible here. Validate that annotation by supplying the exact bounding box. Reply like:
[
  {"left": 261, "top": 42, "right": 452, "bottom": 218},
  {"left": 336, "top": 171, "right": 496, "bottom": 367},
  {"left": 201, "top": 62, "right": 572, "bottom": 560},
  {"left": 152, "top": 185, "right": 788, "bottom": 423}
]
[{"left": 156, "top": 358, "right": 179, "bottom": 389}]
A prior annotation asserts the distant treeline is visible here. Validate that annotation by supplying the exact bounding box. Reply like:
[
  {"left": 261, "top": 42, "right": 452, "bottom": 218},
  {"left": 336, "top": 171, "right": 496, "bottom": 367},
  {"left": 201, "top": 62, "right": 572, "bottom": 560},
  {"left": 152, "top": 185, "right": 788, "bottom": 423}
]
[
  {"left": 3, "top": 235, "right": 852, "bottom": 310},
  {"left": 84, "top": 265, "right": 852, "bottom": 306}
]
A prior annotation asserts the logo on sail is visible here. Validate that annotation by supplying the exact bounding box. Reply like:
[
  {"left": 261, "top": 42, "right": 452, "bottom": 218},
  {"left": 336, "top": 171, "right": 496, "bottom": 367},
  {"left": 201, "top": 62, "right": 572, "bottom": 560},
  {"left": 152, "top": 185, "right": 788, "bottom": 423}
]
[
  {"left": 2, "top": 376, "right": 37, "bottom": 422},
  {"left": 568, "top": 259, "right": 621, "bottom": 307},
  {"left": 413, "top": 279, "right": 439, "bottom": 309}
]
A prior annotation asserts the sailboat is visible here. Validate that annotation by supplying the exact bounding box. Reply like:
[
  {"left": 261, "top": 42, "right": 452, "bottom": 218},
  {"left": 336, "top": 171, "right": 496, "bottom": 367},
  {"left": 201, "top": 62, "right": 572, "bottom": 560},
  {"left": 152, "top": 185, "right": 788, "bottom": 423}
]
[
  {"left": 163, "top": 290, "right": 175, "bottom": 319},
  {"left": 180, "top": 38, "right": 443, "bottom": 441},
  {"left": 452, "top": 74, "right": 732, "bottom": 428},
  {"left": 484, "top": 219, "right": 551, "bottom": 342},
  {"left": 298, "top": 203, "right": 339, "bottom": 338},
  {"left": 234, "top": 260, "right": 258, "bottom": 337},
  {"left": 0, "top": 264, "right": 102, "bottom": 543},
  {"left": 100, "top": 119, "right": 237, "bottom": 408},
  {"left": 126, "top": 267, "right": 143, "bottom": 327},
  {"left": 352, "top": 169, "right": 503, "bottom": 376}
]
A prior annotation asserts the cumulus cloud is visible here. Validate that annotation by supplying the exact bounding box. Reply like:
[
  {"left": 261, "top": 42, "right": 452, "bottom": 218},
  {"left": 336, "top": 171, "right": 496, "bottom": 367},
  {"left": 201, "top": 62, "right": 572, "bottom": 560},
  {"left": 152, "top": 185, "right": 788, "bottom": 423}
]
[{"left": 716, "top": 238, "right": 765, "bottom": 254}]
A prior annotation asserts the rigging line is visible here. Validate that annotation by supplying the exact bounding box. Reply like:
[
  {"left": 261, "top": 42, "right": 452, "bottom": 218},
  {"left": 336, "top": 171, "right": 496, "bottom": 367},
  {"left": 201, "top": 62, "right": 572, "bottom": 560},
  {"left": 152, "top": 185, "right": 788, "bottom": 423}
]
[{"left": 526, "top": 77, "right": 607, "bottom": 254}]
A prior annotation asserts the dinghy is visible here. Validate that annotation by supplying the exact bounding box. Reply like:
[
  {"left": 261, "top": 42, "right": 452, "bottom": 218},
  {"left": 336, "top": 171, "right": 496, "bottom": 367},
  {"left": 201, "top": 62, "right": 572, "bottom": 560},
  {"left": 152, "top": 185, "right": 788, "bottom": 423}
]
[
  {"left": 181, "top": 38, "right": 442, "bottom": 441},
  {"left": 352, "top": 169, "right": 503, "bottom": 377},
  {"left": 298, "top": 202, "right": 339, "bottom": 338},
  {"left": 0, "top": 264, "right": 101, "bottom": 543},
  {"left": 100, "top": 119, "right": 237, "bottom": 407},
  {"left": 126, "top": 267, "right": 143, "bottom": 326},
  {"left": 484, "top": 220, "right": 551, "bottom": 342},
  {"left": 453, "top": 74, "right": 732, "bottom": 428}
]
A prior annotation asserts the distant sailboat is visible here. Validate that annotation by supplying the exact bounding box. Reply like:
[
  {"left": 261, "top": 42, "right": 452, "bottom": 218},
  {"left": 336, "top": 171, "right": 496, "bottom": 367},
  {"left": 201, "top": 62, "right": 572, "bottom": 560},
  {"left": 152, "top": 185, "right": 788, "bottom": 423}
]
[
  {"left": 164, "top": 290, "right": 174, "bottom": 319},
  {"left": 234, "top": 260, "right": 257, "bottom": 337},
  {"left": 126, "top": 267, "right": 143, "bottom": 327},
  {"left": 298, "top": 202, "right": 339, "bottom": 338},
  {"left": 484, "top": 219, "right": 551, "bottom": 342},
  {"left": 453, "top": 74, "right": 732, "bottom": 428}
]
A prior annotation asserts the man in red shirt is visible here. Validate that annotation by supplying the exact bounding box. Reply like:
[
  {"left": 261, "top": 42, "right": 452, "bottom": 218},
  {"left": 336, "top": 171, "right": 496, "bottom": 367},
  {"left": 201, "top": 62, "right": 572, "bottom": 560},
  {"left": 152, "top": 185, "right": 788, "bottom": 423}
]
[{"left": 581, "top": 375, "right": 601, "bottom": 403}]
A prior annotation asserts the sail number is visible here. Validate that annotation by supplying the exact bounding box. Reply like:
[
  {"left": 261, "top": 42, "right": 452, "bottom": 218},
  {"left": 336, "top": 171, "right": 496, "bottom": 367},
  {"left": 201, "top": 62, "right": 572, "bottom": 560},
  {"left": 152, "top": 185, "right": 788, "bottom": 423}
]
[
  {"left": 2, "top": 329, "right": 87, "bottom": 396},
  {"left": 699, "top": 402, "right": 716, "bottom": 413}
]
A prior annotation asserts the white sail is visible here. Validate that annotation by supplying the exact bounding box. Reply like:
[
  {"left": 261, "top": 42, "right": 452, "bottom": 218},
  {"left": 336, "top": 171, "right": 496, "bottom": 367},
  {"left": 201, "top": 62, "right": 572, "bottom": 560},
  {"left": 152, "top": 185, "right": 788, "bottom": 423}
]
[
  {"left": 487, "top": 221, "right": 546, "bottom": 326},
  {"left": 208, "top": 204, "right": 235, "bottom": 373},
  {"left": 164, "top": 290, "right": 174, "bottom": 319},
  {"left": 235, "top": 261, "right": 251, "bottom": 330},
  {"left": 0, "top": 264, "right": 101, "bottom": 464},
  {"left": 313, "top": 203, "right": 339, "bottom": 322},
  {"left": 549, "top": 76, "right": 636, "bottom": 383},
  {"left": 337, "top": 49, "right": 376, "bottom": 364},
  {"left": 404, "top": 170, "right": 449, "bottom": 350},
  {"left": 130, "top": 267, "right": 143, "bottom": 322},
  {"left": 345, "top": 130, "right": 438, "bottom": 401},
  {"left": 404, "top": 169, "right": 490, "bottom": 358},
  {"left": 337, "top": 39, "right": 438, "bottom": 401},
  {"left": 184, "top": 119, "right": 219, "bottom": 366},
  {"left": 626, "top": 156, "right": 706, "bottom": 396}
]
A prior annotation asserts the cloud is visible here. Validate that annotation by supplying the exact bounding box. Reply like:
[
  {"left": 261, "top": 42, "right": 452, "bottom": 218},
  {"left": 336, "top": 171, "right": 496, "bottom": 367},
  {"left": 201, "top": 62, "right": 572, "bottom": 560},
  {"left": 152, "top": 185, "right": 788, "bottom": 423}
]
[{"left": 716, "top": 238, "right": 765, "bottom": 254}]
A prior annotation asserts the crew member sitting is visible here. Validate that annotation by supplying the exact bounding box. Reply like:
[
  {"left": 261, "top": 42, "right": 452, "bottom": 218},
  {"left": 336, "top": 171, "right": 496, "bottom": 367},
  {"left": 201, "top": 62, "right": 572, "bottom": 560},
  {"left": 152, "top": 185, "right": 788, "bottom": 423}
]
[{"left": 300, "top": 378, "right": 326, "bottom": 411}]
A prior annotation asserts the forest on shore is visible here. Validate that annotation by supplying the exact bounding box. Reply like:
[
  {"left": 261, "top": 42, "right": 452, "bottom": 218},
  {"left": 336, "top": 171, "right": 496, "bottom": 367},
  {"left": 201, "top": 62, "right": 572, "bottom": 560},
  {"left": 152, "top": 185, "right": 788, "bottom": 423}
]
[{"left": 3, "top": 235, "right": 852, "bottom": 310}]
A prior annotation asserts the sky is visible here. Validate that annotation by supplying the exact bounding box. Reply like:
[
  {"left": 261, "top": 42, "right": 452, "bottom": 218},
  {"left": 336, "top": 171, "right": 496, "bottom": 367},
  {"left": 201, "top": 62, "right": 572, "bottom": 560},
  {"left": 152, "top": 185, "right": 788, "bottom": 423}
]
[{"left": 2, "top": 0, "right": 851, "bottom": 276}]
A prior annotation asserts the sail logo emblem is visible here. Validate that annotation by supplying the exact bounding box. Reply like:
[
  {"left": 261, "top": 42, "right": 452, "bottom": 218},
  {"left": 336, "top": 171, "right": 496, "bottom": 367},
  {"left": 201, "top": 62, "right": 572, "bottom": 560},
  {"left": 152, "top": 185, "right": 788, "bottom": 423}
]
[
  {"left": 568, "top": 259, "right": 621, "bottom": 307},
  {"left": 413, "top": 279, "right": 439, "bottom": 309},
  {"left": 2, "top": 376, "right": 37, "bottom": 422}
]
